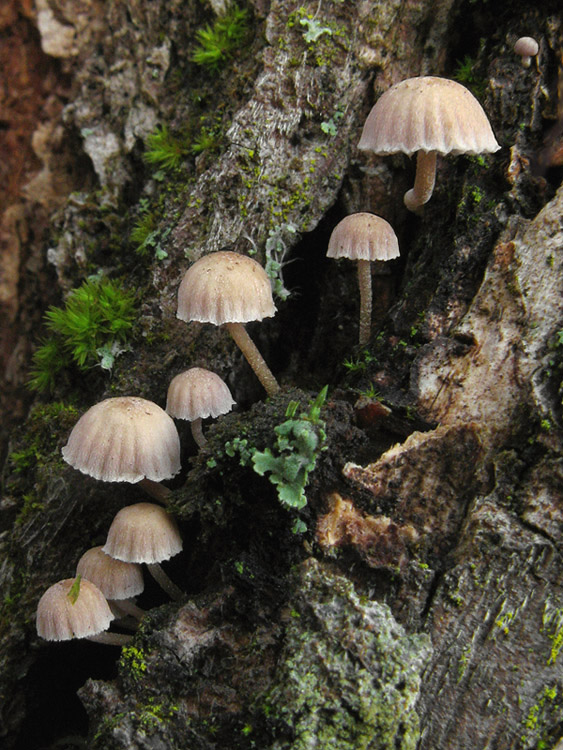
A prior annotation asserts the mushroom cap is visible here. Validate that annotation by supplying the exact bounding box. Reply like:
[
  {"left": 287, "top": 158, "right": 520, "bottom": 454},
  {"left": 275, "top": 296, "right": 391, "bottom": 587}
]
[
  {"left": 177, "top": 251, "right": 276, "bottom": 325},
  {"left": 358, "top": 76, "right": 500, "bottom": 157},
  {"left": 36, "top": 577, "right": 114, "bottom": 641},
  {"left": 514, "top": 36, "right": 539, "bottom": 57},
  {"left": 62, "top": 396, "right": 181, "bottom": 483},
  {"left": 327, "top": 213, "right": 400, "bottom": 262},
  {"left": 166, "top": 367, "right": 236, "bottom": 421},
  {"left": 102, "top": 502, "right": 183, "bottom": 565},
  {"left": 77, "top": 546, "right": 144, "bottom": 601}
]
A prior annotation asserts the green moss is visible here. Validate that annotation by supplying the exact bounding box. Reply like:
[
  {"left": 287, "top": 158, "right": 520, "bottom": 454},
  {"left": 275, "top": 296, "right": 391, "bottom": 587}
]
[
  {"left": 143, "top": 125, "right": 190, "bottom": 172},
  {"left": 120, "top": 645, "right": 148, "bottom": 680},
  {"left": 191, "top": 4, "right": 249, "bottom": 71},
  {"left": 28, "top": 277, "right": 136, "bottom": 393},
  {"left": 261, "top": 559, "right": 431, "bottom": 749}
]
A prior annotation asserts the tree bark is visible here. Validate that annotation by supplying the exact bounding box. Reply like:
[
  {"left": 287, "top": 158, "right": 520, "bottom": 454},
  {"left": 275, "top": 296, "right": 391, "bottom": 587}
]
[{"left": 1, "top": 1, "right": 563, "bottom": 749}]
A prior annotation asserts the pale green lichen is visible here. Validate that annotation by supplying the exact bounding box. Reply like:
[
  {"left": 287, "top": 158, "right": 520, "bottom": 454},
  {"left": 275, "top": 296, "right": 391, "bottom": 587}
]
[{"left": 261, "top": 558, "right": 432, "bottom": 750}]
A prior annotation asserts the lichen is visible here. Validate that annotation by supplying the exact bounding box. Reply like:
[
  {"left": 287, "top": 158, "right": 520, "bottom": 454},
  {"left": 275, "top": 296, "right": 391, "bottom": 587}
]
[{"left": 260, "top": 558, "right": 431, "bottom": 750}]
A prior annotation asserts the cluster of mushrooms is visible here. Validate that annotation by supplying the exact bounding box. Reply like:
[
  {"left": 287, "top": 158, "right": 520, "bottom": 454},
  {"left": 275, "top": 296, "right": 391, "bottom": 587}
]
[{"left": 36, "top": 47, "right": 539, "bottom": 643}]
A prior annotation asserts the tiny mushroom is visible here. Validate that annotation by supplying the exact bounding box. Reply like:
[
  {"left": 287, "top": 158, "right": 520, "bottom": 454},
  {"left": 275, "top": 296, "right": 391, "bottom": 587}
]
[
  {"left": 327, "top": 212, "right": 400, "bottom": 346},
  {"left": 36, "top": 576, "right": 131, "bottom": 646},
  {"left": 77, "top": 546, "right": 145, "bottom": 621},
  {"left": 177, "top": 251, "right": 280, "bottom": 397},
  {"left": 358, "top": 76, "right": 500, "bottom": 212},
  {"left": 103, "top": 502, "right": 184, "bottom": 601},
  {"left": 514, "top": 37, "right": 539, "bottom": 67},
  {"left": 166, "top": 367, "right": 235, "bottom": 448},
  {"left": 62, "top": 396, "right": 181, "bottom": 503}
]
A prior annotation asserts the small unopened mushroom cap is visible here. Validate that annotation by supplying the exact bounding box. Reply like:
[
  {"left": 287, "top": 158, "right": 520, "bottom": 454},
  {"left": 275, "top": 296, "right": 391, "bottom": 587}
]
[
  {"left": 166, "top": 367, "right": 235, "bottom": 421},
  {"left": 62, "top": 396, "right": 181, "bottom": 483},
  {"left": 77, "top": 546, "right": 144, "bottom": 600},
  {"left": 327, "top": 213, "right": 400, "bottom": 262},
  {"left": 358, "top": 76, "right": 500, "bottom": 156},
  {"left": 36, "top": 578, "right": 114, "bottom": 641},
  {"left": 177, "top": 251, "right": 276, "bottom": 325},
  {"left": 103, "top": 502, "right": 183, "bottom": 565},
  {"left": 514, "top": 37, "right": 539, "bottom": 58}
]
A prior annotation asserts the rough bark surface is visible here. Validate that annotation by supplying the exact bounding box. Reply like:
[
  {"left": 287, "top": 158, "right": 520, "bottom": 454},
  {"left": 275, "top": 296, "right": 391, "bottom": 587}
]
[{"left": 2, "top": 1, "right": 563, "bottom": 749}]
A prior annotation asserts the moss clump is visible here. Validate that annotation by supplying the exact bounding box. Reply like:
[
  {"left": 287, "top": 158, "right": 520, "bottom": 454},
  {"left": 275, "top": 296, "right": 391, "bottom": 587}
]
[
  {"left": 260, "top": 558, "right": 432, "bottom": 749},
  {"left": 191, "top": 4, "right": 250, "bottom": 71},
  {"left": 28, "top": 277, "right": 136, "bottom": 393}
]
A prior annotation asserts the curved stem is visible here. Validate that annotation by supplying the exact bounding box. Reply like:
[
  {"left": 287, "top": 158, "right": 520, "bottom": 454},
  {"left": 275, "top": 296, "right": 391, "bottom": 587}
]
[
  {"left": 138, "top": 478, "right": 171, "bottom": 505},
  {"left": 224, "top": 322, "right": 280, "bottom": 397},
  {"left": 404, "top": 150, "right": 437, "bottom": 212},
  {"left": 146, "top": 562, "right": 184, "bottom": 601},
  {"left": 86, "top": 631, "right": 132, "bottom": 646},
  {"left": 357, "top": 259, "right": 372, "bottom": 346},
  {"left": 110, "top": 599, "right": 145, "bottom": 621},
  {"left": 191, "top": 418, "right": 207, "bottom": 449}
]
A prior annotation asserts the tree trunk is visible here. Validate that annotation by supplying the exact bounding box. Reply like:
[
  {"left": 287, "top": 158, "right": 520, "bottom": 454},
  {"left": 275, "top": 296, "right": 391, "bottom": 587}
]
[{"left": 1, "top": 1, "right": 563, "bottom": 749}]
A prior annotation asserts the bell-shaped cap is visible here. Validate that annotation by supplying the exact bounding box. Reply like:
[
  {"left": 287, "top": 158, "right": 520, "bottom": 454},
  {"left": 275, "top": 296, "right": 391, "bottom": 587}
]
[
  {"left": 358, "top": 76, "right": 500, "bottom": 156},
  {"left": 77, "top": 546, "right": 144, "bottom": 601},
  {"left": 166, "top": 367, "right": 235, "bottom": 421},
  {"left": 62, "top": 396, "right": 181, "bottom": 483},
  {"left": 103, "top": 502, "right": 183, "bottom": 565},
  {"left": 327, "top": 213, "right": 400, "bottom": 262},
  {"left": 177, "top": 251, "right": 276, "bottom": 326},
  {"left": 36, "top": 577, "right": 114, "bottom": 641}
]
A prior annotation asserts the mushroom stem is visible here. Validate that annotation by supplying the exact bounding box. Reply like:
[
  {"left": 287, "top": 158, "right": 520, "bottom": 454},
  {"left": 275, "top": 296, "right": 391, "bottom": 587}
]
[
  {"left": 224, "top": 322, "right": 280, "bottom": 397},
  {"left": 86, "top": 631, "right": 133, "bottom": 646},
  {"left": 138, "top": 478, "right": 171, "bottom": 504},
  {"left": 146, "top": 563, "right": 184, "bottom": 601},
  {"left": 357, "top": 259, "right": 372, "bottom": 346},
  {"left": 191, "top": 418, "right": 207, "bottom": 449},
  {"left": 109, "top": 599, "right": 145, "bottom": 621},
  {"left": 404, "top": 150, "right": 437, "bottom": 212}
]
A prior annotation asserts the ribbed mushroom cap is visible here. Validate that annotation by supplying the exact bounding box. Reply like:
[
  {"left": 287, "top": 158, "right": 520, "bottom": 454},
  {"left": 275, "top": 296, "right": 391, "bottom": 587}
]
[
  {"left": 61, "top": 397, "right": 181, "bottom": 483},
  {"left": 358, "top": 76, "right": 500, "bottom": 156},
  {"left": 77, "top": 546, "right": 144, "bottom": 601},
  {"left": 177, "top": 251, "right": 276, "bottom": 325},
  {"left": 36, "top": 578, "right": 114, "bottom": 641},
  {"left": 327, "top": 213, "right": 400, "bottom": 262},
  {"left": 514, "top": 37, "right": 539, "bottom": 57},
  {"left": 103, "top": 502, "right": 183, "bottom": 565},
  {"left": 166, "top": 367, "right": 235, "bottom": 421}
]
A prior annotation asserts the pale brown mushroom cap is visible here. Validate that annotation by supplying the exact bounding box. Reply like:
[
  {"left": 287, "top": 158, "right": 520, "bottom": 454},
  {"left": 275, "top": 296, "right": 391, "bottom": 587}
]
[
  {"left": 327, "top": 213, "right": 400, "bottom": 262},
  {"left": 36, "top": 578, "right": 114, "bottom": 641},
  {"left": 177, "top": 251, "right": 276, "bottom": 325},
  {"left": 77, "top": 546, "right": 144, "bottom": 601},
  {"left": 358, "top": 76, "right": 500, "bottom": 156},
  {"left": 103, "top": 502, "right": 183, "bottom": 565},
  {"left": 166, "top": 367, "right": 235, "bottom": 421},
  {"left": 61, "top": 396, "right": 181, "bottom": 483},
  {"left": 514, "top": 36, "right": 539, "bottom": 58}
]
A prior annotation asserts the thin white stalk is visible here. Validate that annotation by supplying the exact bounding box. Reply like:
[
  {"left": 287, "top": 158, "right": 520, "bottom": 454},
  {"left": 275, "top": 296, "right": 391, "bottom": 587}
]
[
  {"left": 225, "top": 321, "right": 280, "bottom": 397},
  {"left": 404, "top": 150, "right": 437, "bottom": 212},
  {"left": 357, "top": 259, "right": 372, "bottom": 346},
  {"left": 86, "top": 631, "right": 132, "bottom": 646},
  {"left": 138, "top": 478, "right": 171, "bottom": 504},
  {"left": 191, "top": 418, "right": 207, "bottom": 448},
  {"left": 146, "top": 562, "right": 183, "bottom": 601}
]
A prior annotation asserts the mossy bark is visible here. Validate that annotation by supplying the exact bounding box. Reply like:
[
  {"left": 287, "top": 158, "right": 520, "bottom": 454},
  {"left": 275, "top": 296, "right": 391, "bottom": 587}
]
[{"left": 1, "top": 1, "right": 563, "bottom": 749}]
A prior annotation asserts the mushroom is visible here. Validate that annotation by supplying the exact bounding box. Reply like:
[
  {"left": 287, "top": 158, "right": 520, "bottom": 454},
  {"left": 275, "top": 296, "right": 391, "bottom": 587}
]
[
  {"left": 177, "top": 251, "right": 280, "bottom": 397},
  {"left": 166, "top": 367, "right": 235, "bottom": 448},
  {"left": 327, "top": 213, "right": 400, "bottom": 346},
  {"left": 358, "top": 76, "right": 500, "bottom": 212},
  {"left": 514, "top": 37, "right": 539, "bottom": 68},
  {"left": 77, "top": 546, "right": 145, "bottom": 621},
  {"left": 36, "top": 576, "right": 131, "bottom": 646},
  {"left": 102, "top": 502, "right": 184, "bottom": 601},
  {"left": 61, "top": 396, "right": 181, "bottom": 504}
]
